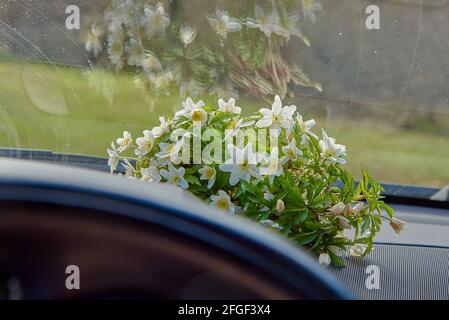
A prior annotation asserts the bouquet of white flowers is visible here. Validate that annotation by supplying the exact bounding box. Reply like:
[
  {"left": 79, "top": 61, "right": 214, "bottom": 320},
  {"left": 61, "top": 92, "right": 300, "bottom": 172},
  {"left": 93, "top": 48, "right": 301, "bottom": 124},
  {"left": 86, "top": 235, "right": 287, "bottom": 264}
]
[{"left": 107, "top": 95, "right": 406, "bottom": 267}]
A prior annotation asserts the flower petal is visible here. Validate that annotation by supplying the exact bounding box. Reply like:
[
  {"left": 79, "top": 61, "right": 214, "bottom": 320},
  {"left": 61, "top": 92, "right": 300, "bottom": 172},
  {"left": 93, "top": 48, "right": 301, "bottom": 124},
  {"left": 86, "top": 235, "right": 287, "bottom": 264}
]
[{"left": 256, "top": 117, "right": 272, "bottom": 128}]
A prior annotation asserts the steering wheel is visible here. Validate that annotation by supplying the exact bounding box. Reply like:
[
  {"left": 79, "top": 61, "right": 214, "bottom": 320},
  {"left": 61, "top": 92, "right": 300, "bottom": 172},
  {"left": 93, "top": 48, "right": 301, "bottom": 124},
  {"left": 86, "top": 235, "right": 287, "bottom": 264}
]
[{"left": 0, "top": 159, "right": 354, "bottom": 299}]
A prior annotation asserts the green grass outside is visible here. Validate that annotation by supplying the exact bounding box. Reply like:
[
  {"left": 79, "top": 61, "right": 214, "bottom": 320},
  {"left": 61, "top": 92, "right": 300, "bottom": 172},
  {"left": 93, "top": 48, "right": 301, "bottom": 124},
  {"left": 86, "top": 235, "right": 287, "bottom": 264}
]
[{"left": 0, "top": 62, "right": 448, "bottom": 188}]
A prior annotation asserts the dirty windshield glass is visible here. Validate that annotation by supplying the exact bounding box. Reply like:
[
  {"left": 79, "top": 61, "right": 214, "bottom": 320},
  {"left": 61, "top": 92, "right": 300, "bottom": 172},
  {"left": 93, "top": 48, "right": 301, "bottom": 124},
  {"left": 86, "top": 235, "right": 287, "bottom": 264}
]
[{"left": 0, "top": 0, "right": 448, "bottom": 197}]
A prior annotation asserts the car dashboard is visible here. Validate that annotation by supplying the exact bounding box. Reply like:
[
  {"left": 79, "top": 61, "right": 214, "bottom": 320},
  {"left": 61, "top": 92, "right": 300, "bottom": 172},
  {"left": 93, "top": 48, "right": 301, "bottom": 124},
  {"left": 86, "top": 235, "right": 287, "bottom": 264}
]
[{"left": 0, "top": 157, "right": 448, "bottom": 300}]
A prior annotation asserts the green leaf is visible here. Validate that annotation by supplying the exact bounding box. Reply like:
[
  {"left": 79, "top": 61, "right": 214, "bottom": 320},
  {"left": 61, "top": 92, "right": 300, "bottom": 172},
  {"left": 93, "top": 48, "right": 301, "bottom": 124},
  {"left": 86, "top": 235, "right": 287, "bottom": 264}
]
[
  {"left": 209, "top": 112, "right": 238, "bottom": 126},
  {"left": 328, "top": 251, "right": 345, "bottom": 267},
  {"left": 185, "top": 175, "right": 201, "bottom": 186},
  {"left": 295, "top": 209, "right": 308, "bottom": 224},
  {"left": 379, "top": 201, "right": 394, "bottom": 219},
  {"left": 293, "top": 232, "right": 318, "bottom": 245}
]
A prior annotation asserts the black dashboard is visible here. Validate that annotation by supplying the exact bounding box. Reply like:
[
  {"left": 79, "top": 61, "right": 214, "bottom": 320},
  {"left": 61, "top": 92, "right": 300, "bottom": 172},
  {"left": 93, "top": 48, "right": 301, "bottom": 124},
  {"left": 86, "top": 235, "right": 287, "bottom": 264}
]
[{"left": 0, "top": 157, "right": 448, "bottom": 300}]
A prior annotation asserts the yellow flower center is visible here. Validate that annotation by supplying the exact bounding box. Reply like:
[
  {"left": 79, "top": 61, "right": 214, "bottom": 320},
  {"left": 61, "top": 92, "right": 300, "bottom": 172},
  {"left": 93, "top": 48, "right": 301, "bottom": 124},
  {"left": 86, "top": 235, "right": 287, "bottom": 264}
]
[
  {"left": 167, "top": 144, "right": 176, "bottom": 154},
  {"left": 205, "top": 168, "right": 215, "bottom": 179},
  {"left": 153, "top": 16, "right": 162, "bottom": 28},
  {"left": 216, "top": 198, "right": 229, "bottom": 210},
  {"left": 272, "top": 115, "right": 282, "bottom": 124},
  {"left": 239, "top": 160, "right": 250, "bottom": 170},
  {"left": 216, "top": 20, "right": 227, "bottom": 34},
  {"left": 227, "top": 119, "right": 238, "bottom": 129},
  {"left": 287, "top": 148, "right": 295, "bottom": 158},
  {"left": 325, "top": 149, "right": 336, "bottom": 158},
  {"left": 191, "top": 110, "right": 204, "bottom": 122}
]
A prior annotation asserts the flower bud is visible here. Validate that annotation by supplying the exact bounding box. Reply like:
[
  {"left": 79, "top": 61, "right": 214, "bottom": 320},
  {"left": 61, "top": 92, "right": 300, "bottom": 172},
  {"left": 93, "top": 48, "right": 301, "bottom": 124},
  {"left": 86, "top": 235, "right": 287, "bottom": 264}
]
[
  {"left": 337, "top": 216, "right": 351, "bottom": 229},
  {"left": 276, "top": 199, "right": 285, "bottom": 213},
  {"left": 180, "top": 25, "right": 197, "bottom": 47},
  {"left": 390, "top": 218, "right": 406, "bottom": 234},
  {"left": 350, "top": 244, "right": 367, "bottom": 257},
  {"left": 330, "top": 202, "right": 345, "bottom": 215},
  {"left": 318, "top": 253, "right": 331, "bottom": 267},
  {"left": 352, "top": 202, "right": 365, "bottom": 215}
]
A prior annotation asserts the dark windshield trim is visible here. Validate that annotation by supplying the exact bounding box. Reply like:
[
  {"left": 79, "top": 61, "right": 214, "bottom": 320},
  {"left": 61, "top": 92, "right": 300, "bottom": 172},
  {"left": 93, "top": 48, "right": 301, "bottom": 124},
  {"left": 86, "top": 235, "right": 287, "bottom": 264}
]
[
  {"left": 0, "top": 148, "right": 448, "bottom": 208},
  {"left": 0, "top": 148, "right": 110, "bottom": 172}
]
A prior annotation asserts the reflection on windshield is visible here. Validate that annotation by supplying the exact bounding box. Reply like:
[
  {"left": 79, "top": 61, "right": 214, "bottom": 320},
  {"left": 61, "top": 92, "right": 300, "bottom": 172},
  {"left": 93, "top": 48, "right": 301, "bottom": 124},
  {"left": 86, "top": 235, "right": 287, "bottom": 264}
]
[{"left": 0, "top": 0, "right": 448, "bottom": 191}]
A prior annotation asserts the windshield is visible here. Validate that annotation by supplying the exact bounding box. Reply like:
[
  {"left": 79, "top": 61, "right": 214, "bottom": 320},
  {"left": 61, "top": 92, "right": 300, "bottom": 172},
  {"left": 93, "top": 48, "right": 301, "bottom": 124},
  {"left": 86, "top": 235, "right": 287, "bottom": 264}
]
[{"left": 0, "top": 0, "right": 448, "bottom": 198}]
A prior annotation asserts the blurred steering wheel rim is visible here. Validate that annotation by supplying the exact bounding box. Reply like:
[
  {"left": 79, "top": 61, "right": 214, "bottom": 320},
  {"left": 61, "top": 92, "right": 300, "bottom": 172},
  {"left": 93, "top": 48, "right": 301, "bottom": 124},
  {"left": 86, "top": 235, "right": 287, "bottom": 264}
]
[{"left": 0, "top": 158, "right": 355, "bottom": 300}]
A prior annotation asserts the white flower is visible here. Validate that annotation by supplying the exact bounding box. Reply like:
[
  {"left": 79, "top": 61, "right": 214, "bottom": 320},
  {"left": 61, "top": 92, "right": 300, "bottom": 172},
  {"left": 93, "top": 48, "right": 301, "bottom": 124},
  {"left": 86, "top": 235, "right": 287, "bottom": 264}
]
[
  {"left": 85, "top": 24, "right": 104, "bottom": 58},
  {"left": 156, "top": 140, "right": 183, "bottom": 162},
  {"left": 277, "top": 11, "right": 309, "bottom": 44},
  {"left": 152, "top": 117, "right": 169, "bottom": 138},
  {"left": 107, "top": 36, "right": 123, "bottom": 70},
  {"left": 140, "top": 164, "right": 161, "bottom": 183},
  {"left": 218, "top": 98, "right": 241, "bottom": 114},
  {"left": 114, "top": 0, "right": 139, "bottom": 28},
  {"left": 126, "top": 38, "right": 145, "bottom": 66},
  {"left": 116, "top": 131, "right": 133, "bottom": 153},
  {"left": 318, "top": 252, "right": 331, "bottom": 267},
  {"left": 208, "top": 9, "right": 242, "bottom": 39},
  {"left": 209, "top": 190, "right": 235, "bottom": 214},
  {"left": 107, "top": 142, "right": 119, "bottom": 173},
  {"left": 190, "top": 108, "right": 208, "bottom": 125},
  {"left": 263, "top": 191, "right": 275, "bottom": 201},
  {"left": 319, "top": 129, "right": 347, "bottom": 165},
  {"left": 198, "top": 166, "right": 217, "bottom": 189},
  {"left": 261, "top": 147, "right": 283, "bottom": 184},
  {"left": 141, "top": 53, "right": 162, "bottom": 73},
  {"left": 175, "top": 97, "right": 206, "bottom": 118},
  {"left": 390, "top": 218, "right": 407, "bottom": 234},
  {"left": 142, "top": 2, "right": 170, "bottom": 37},
  {"left": 225, "top": 118, "right": 255, "bottom": 140},
  {"left": 135, "top": 130, "right": 154, "bottom": 157},
  {"left": 160, "top": 163, "right": 188, "bottom": 189},
  {"left": 260, "top": 219, "right": 282, "bottom": 230},
  {"left": 180, "top": 25, "right": 197, "bottom": 47},
  {"left": 219, "top": 143, "right": 261, "bottom": 186},
  {"left": 256, "top": 95, "right": 296, "bottom": 130},
  {"left": 149, "top": 71, "right": 173, "bottom": 92},
  {"left": 107, "top": 28, "right": 125, "bottom": 70},
  {"left": 296, "top": 114, "right": 317, "bottom": 144},
  {"left": 281, "top": 138, "right": 303, "bottom": 163},
  {"left": 302, "top": 0, "right": 323, "bottom": 23},
  {"left": 121, "top": 159, "right": 135, "bottom": 177},
  {"left": 350, "top": 244, "right": 368, "bottom": 257},
  {"left": 245, "top": 4, "right": 282, "bottom": 37}
]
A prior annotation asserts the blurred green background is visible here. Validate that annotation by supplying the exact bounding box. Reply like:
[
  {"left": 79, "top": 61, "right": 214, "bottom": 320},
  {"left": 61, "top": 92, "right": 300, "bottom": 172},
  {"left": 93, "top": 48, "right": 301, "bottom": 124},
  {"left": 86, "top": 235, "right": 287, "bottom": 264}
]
[
  {"left": 0, "top": 62, "right": 448, "bottom": 188},
  {"left": 1, "top": 0, "right": 449, "bottom": 188}
]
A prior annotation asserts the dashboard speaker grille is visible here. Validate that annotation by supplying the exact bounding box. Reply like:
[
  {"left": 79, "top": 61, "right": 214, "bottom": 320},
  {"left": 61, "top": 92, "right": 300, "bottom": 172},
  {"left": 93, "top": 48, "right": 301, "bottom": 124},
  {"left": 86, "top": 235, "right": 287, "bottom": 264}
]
[{"left": 330, "top": 244, "right": 449, "bottom": 300}]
